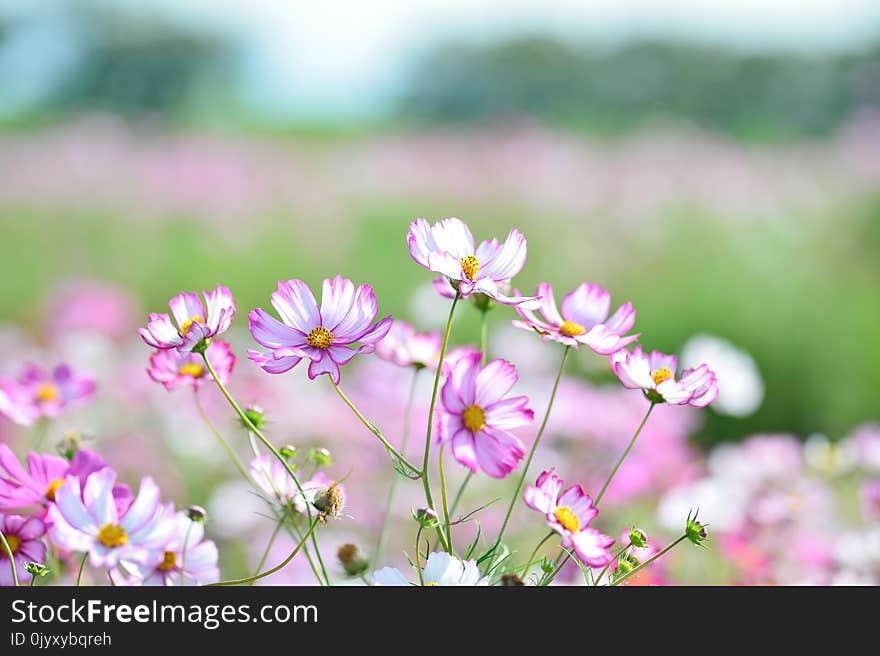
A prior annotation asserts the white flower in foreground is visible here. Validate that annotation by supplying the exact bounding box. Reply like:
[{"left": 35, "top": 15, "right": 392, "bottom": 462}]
[
  {"left": 372, "top": 552, "right": 488, "bottom": 586},
  {"left": 681, "top": 334, "right": 763, "bottom": 417}
]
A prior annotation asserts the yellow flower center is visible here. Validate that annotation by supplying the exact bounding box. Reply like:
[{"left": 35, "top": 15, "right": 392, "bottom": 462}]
[
  {"left": 2, "top": 535, "right": 21, "bottom": 556},
  {"left": 97, "top": 524, "right": 128, "bottom": 548},
  {"left": 36, "top": 383, "right": 60, "bottom": 403},
  {"left": 45, "top": 478, "right": 64, "bottom": 502},
  {"left": 178, "top": 362, "right": 205, "bottom": 378},
  {"left": 158, "top": 551, "right": 177, "bottom": 571},
  {"left": 178, "top": 316, "right": 205, "bottom": 337},
  {"left": 554, "top": 506, "right": 581, "bottom": 533},
  {"left": 559, "top": 320, "right": 586, "bottom": 337},
  {"left": 651, "top": 368, "right": 673, "bottom": 385},
  {"left": 424, "top": 581, "right": 438, "bottom": 586},
  {"left": 462, "top": 404, "right": 486, "bottom": 432},
  {"left": 306, "top": 326, "right": 333, "bottom": 350},
  {"left": 460, "top": 255, "right": 480, "bottom": 281}
]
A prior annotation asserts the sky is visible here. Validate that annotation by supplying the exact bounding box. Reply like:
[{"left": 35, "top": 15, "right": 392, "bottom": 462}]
[{"left": 2, "top": 0, "right": 880, "bottom": 118}]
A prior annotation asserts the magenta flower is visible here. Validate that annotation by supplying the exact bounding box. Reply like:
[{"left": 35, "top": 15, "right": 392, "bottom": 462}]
[
  {"left": 513, "top": 282, "right": 638, "bottom": 354},
  {"left": 248, "top": 276, "right": 392, "bottom": 385},
  {"left": 0, "top": 444, "right": 131, "bottom": 518},
  {"left": 0, "top": 364, "right": 96, "bottom": 426},
  {"left": 375, "top": 320, "right": 442, "bottom": 370},
  {"left": 407, "top": 218, "right": 539, "bottom": 307},
  {"left": 49, "top": 470, "right": 174, "bottom": 569},
  {"left": 610, "top": 346, "right": 719, "bottom": 407},
  {"left": 523, "top": 469, "right": 615, "bottom": 567},
  {"left": 437, "top": 351, "right": 533, "bottom": 478},
  {"left": 148, "top": 340, "right": 235, "bottom": 391},
  {"left": 125, "top": 511, "right": 219, "bottom": 586},
  {"left": 139, "top": 285, "right": 235, "bottom": 353},
  {"left": 0, "top": 514, "right": 47, "bottom": 586}
]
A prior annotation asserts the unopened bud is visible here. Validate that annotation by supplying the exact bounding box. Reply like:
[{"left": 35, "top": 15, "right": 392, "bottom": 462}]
[
  {"left": 412, "top": 507, "right": 439, "bottom": 529},
  {"left": 686, "top": 509, "right": 709, "bottom": 546},
  {"left": 540, "top": 557, "right": 554, "bottom": 574},
  {"left": 240, "top": 405, "right": 266, "bottom": 431},
  {"left": 57, "top": 432, "right": 86, "bottom": 461},
  {"left": 24, "top": 562, "right": 50, "bottom": 578},
  {"left": 280, "top": 445, "right": 298, "bottom": 460},
  {"left": 337, "top": 544, "right": 369, "bottom": 577},
  {"left": 629, "top": 527, "right": 648, "bottom": 548},
  {"left": 186, "top": 505, "right": 207, "bottom": 522},
  {"left": 308, "top": 447, "right": 333, "bottom": 468}
]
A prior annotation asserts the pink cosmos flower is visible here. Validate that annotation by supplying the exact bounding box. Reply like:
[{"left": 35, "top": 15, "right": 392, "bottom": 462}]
[
  {"left": 125, "top": 511, "right": 219, "bottom": 586},
  {"left": 50, "top": 470, "right": 174, "bottom": 569},
  {"left": 0, "top": 364, "right": 96, "bottom": 426},
  {"left": 0, "top": 444, "right": 131, "bottom": 518},
  {"left": 139, "top": 285, "right": 235, "bottom": 353},
  {"left": 0, "top": 514, "right": 47, "bottom": 586},
  {"left": 147, "top": 340, "right": 235, "bottom": 391},
  {"left": 523, "top": 469, "right": 615, "bottom": 567},
  {"left": 250, "top": 454, "right": 306, "bottom": 511},
  {"left": 513, "top": 282, "right": 638, "bottom": 354},
  {"left": 374, "top": 320, "right": 442, "bottom": 370},
  {"left": 407, "top": 217, "right": 539, "bottom": 307},
  {"left": 610, "top": 346, "right": 719, "bottom": 407},
  {"left": 437, "top": 351, "right": 533, "bottom": 478},
  {"left": 861, "top": 480, "right": 880, "bottom": 522},
  {"left": 248, "top": 276, "right": 392, "bottom": 385}
]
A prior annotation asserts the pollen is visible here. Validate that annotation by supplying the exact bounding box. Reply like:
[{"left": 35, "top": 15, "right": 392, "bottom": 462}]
[
  {"left": 178, "top": 362, "right": 205, "bottom": 378},
  {"left": 554, "top": 506, "right": 581, "bottom": 533},
  {"left": 460, "top": 255, "right": 480, "bottom": 281},
  {"left": 651, "top": 368, "right": 673, "bottom": 385},
  {"left": 462, "top": 404, "right": 486, "bottom": 432},
  {"left": 97, "top": 524, "right": 128, "bottom": 548},
  {"left": 158, "top": 551, "right": 177, "bottom": 571},
  {"left": 306, "top": 326, "right": 333, "bottom": 350},
  {"left": 2, "top": 535, "right": 21, "bottom": 556},
  {"left": 45, "top": 478, "right": 64, "bottom": 502},
  {"left": 559, "top": 320, "right": 586, "bottom": 337},
  {"left": 424, "top": 582, "right": 439, "bottom": 586},
  {"left": 36, "top": 383, "right": 60, "bottom": 403},
  {"left": 179, "top": 316, "right": 205, "bottom": 337}
]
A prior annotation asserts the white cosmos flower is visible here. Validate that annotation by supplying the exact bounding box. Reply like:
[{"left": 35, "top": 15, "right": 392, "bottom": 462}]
[
  {"left": 372, "top": 552, "right": 488, "bottom": 586},
  {"left": 681, "top": 334, "right": 764, "bottom": 417}
]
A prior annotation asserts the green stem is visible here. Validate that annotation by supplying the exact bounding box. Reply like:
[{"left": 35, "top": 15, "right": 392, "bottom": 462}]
[
  {"left": 438, "top": 445, "right": 453, "bottom": 553},
  {"left": 449, "top": 472, "right": 473, "bottom": 518},
  {"left": 193, "top": 389, "right": 251, "bottom": 482},
  {"left": 493, "top": 346, "right": 570, "bottom": 553},
  {"left": 593, "top": 541, "right": 632, "bottom": 586},
  {"left": 0, "top": 529, "right": 20, "bottom": 587},
  {"left": 374, "top": 368, "right": 420, "bottom": 566},
  {"left": 415, "top": 525, "right": 425, "bottom": 586},
  {"left": 595, "top": 403, "right": 655, "bottom": 505},
  {"left": 254, "top": 515, "right": 285, "bottom": 585},
  {"left": 479, "top": 309, "right": 490, "bottom": 365},
  {"left": 522, "top": 531, "right": 555, "bottom": 577},
  {"left": 612, "top": 535, "right": 687, "bottom": 586},
  {"left": 199, "top": 351, "right": 326, "bottom": 582},
  {"left": 310, "top": 531, "right": 330, "bottom": 586},
  {"left": 75, "top": 553, "right": 87, "bottom": 587},
  {"left": 207, "top": 520, "right": 318, "bottom": 586},
  {"left": 421, "top": 291, "right": 460, "bottom": 551},
  {"left": 179, "top": 521, "right": 194, "bottom": 587},
  {"left": 331, "top": 381, "right": 420, "bottom": 476}
]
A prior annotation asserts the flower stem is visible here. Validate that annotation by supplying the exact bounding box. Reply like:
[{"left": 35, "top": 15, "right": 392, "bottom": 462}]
[
  {"left": 522, "top": 531, "right": 555, "bottom": 577},
  {"left": 595, "top": 403, "right": 655, "bottom": 505},
  {"left": 0, "top": 529, "right": 19, "bottom": 587},
  {"left": 178, "top": 520, "right": 194, "bottom": 587},
  {"left": 76, "top": 553, "right": 87, "bottom": 587},
  {"left": 493, "top": 346, "right": 570, "bottom": 554},
  {"left": 253, "top": 515, "right": 285, "bottom": 585},
  {"left": 592, "top": 541, "right": 632, "bottom": 586},
  {"left": 193, "top": 389, "right": 250, "bottom": 482},
  {"left": 415, "top": 525, "right": 425, "bottom": 586},
  {"left": 207, "top": 520, "right": 318, "bottom": 586},
  {"left": 199, "top": 351, "right": 326, "bottom": 582},
  {"left": 449, "top": 472, "right": 473, "bottom": 518},
  {"left": 374, "top": 368, "right": 420, "bottom": 566},
  {"left": 421, "top": 291, "right": 460, "bottom": 551},
  {"left": 331, "top": 381, "right": 420, "bottom": 476},
  {"left": 310, "top": 531, "right": 330, "bottom": 586},
  {"left": 438, "top": 445, "right": 453, "bottom": 553},
  {"left": 611, "top": 535, "right": 687, "bottom": 586}
]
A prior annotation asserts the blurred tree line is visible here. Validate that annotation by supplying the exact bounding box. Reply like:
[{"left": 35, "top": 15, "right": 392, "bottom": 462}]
[{"left": 397, "top": 36, "right": 880, "bottom": 139}]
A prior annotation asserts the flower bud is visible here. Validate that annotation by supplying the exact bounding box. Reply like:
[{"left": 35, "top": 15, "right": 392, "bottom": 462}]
[
  {"left": 280, "top": 445, "right": 298, "bottom": 460},
  {"left": 57, "top": 432, "right": 86, "bottom": 461},
  {"left": 24, "top": 562, "right": 50, "bottom": 578},
  {"left": 186, "top": 505, "right": 207, "bottom": 522},
  {"left": 308, "top": 447, "right": 333, "bottom": 468},
  {"left": 685, "top": 509, "right": 709, "bottom": 546},
  {"left": 337, "top": 544, "right": 369, "bottom": 577},
  {"left": 240, "top": 405, "right": 266, "bottom": 431},
  {"left": 540, "top": 557, "right": 554, "bottom": 574},
  {"left": 500, "top": 573, "right": 524, "bottom": 586},
  {"left": 412, "top": 507, "right": 440, "bottom": 529},
  {"left": 629, "top": 527, "right": 648, "bottom": 548}
]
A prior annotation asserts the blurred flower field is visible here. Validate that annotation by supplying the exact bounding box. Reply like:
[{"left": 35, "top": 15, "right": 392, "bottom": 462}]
[{"left": 1, "top": 116, "right": 880, "bottom": 586}]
